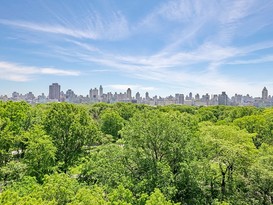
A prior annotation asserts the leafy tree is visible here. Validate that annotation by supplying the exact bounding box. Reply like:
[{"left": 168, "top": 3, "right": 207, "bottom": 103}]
[
  {"left": 234, "top": 108, "right": 273, "bottom": 147},
  {"left": 158, "top": 105, "right": 197, "bottom": 115},
  {"left": 145, "top": 188, "right": 179, "bottom": 205},
  {"left": 89, "top": 102, "right": 113, "bottom": 120},
  {"left": 0, "top": 161, "right": 27, "bottom": 186},
  {"left": 41, "top": 173, "right": 80, "bottom": 205},
  {"left": 0, "top": 101, "right": 32, "bottom": 158},
  {"left": 0, "top": 101, "right": 32, "bottom": 165},
  {"left": 199, "top": 124, "right": 257, "bottom": 203},
  {"left": 248, "top": 144, "right": 273, "bottom": 204},
  {"left": 0, "top": 117, "right": 13, "bottom": 167},
  {"left": 108, "top": 184, "right": 135, "bottom": 205},
  {"left": 67, "top": 186, "right": 108, "bottom": 205},
  {"left": 100, "top": 109, "right": 124, "bottom": 139},
  {"left": 79, "top": 143, "right": 129, "bottom": 188},
  {"left": 0, "top": 174, "right": 78, "bottom": 205},
  {"left": 113, "top": 103, "right": 137, "bottom": 121},
  {"left": 121, "top": 109, "right": 198, "bottom": 200},
  {"left": 0, "top": 190, "right": 56, "bottom": 205},
  {"left": 0, "top": 101, "right": 31, "bottom": 134},
  {"left": 44, "top": 103, "right": 99, "bottom": 172},
  {"left": 24, "top": 126, "right": 56, "bottom": 182}
]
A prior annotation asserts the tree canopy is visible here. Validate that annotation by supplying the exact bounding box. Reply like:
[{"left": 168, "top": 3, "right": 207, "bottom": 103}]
[{"left": 0, "top": 101, "right": 272, "bottom": 204}]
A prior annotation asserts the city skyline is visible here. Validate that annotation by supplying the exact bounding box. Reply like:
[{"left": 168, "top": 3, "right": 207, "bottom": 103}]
[
  {"left": 1, "top": 82, "right": 272, "bottom": 99},
  {"left": 2, "top": 83, "right": 273, "bottom": 107},
  {"left": 1, "top": 1, "right": 273, "bottom": 97}
]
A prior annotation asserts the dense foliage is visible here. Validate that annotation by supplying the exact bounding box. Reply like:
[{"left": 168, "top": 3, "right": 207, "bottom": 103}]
[{"left": 0, "top": 101, "right": 272, "bottom": 204}]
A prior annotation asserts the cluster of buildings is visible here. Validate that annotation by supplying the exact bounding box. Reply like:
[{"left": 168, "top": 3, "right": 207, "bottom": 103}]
[{"left": 1, "top": 83, "right": 273, "bottom": 107}]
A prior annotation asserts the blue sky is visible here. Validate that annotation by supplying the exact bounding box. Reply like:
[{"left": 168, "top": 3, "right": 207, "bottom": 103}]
[{"left": 1, "top": 0, "right": 273, "bottom": 98}]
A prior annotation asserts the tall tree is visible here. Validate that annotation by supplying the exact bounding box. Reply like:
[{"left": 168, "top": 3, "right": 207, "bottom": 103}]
[
  {"left": 44, "top": 103, "right": 99, "bottom": 172},
  {"left": 24, "top": 126, "right": 56, "bottom": 182},
  {"left": 199, "top": 124, "right": 257, "bottom": 203},
  {"left": 121, "top": 109, "right": 198, "bottom": 200},
  {"left": 100, "top": 109, "right": 124, "bottom": 140}
]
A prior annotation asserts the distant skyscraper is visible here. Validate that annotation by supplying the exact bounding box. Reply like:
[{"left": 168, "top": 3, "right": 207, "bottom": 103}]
[
  {"left": 66, "top": 89, "right": 76, "bottom": 100},
  {"left": 262, "top": 87, "right": 268, "bottom": 100},
  {"left": 195, "top": 93, "right": 200, "bottom": 101},
  {"left": 189, "top": 92, "right": 193, "bottom": 100},
  {"left": 205, "top": 93, "right": 210, "bottom": 102},
  {"left": 12, "top": 92, "right": 19, "bottom": 99},
  {"left": 90, "top": 88, "right": 99, "bottom": 99},
  {"left": 49, "top": 83, "right": 61, "bottom": 101},
  {"left": 26, "top": 92, "right": 35, "bottom": 100},
  {"left": 99, "top": 85, "right": 103, "bottom": 98},
  {"left": 135, "top": 92, "right": 140, "bottom": 101},
  {"left": 127, "top": 88, "right": 132, "bottom": 100},
  {"left": 175, "top": 94, "right": 184, "bottom": 104},
  {"left": 145, "top": 92, "right": 150, "bottom": 100},
  {"left": 218, "top": 92, "right": 228, "bottom": 105},
  {"left": 89, "top": 89, "right": 92, "bottom": 98}
]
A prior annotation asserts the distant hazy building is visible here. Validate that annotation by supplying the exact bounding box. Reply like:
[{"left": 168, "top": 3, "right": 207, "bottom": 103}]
[
  {"left": 145, "top": 92, "right": 150, "bottom": 100},
  {"left": 262, "top": 87, "right": 268, "bottom": 100},
  {"left": 127, "top": 88, "right": 132, "bottom": 100},
  {"left": 204, "top": 93, "right": 210, "bottom": 105},
  {"left": 66, "top": 89, "right": 75, "bottom": 98},
  {"left": 175, "top": 94, "right": 184, "bottom": 104},
  {"left": 218, "top": 92, "right": 228, "bottom": 105},
  {"left": 189, "top": 92, "right": 193, "bottom": 100},
  {"left": 65, "top": 89, "right": 76, "bottom": 102},
  {"left": 12, "top": 91, "right": 19, "bottom": 99},
  {"left": 89, "top": 88, "right": 99, "bottom": 100},
  {"left": 135, "top": 92, "right": 141, "bottom": 101},
  {"left": 233, "top": 94, "right": 243, "bottom": 105},
  {"left": 99, "top": 85, "right": 103, "bottom": 99},
  {"left": 195, "top": 93, "right": 200, "bottom": 101},
  {"left": 38, "top": 93, "right": 46, "bottom": 103},
  {"left": 26, "top": 92, "right": 35, "bottom": 101},
  {"left": 49, "top": 83, "right": 61, "bottom": 101}
]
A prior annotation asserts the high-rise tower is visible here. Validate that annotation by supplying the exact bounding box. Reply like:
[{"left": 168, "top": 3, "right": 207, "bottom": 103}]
[
  {"left": 218, "top": 91, "right": 228, "bottom": 105},
  {"left": 49, "top": 83, "right": 61, "bottom": 101},
  {"left": 262, "top": 87, "right": 268, "bottom": 100},
  {"left": 99, "top": 85, "right": 103, "bottom": 98},
  {"left": 145, "top": 92, "right": 150, "bottom": 100},
  {"left": 127, "top": 88, "right": 132, "bottom": 100},
  {"left": 90, "top": 88, "right": 98, "bottom": 99}
]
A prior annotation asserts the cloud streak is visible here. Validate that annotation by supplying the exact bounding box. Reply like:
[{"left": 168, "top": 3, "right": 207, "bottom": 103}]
[
  {"left": 0, "top": 10, "right": 130, "bottom": 41},
  {"left": 0, "top": 19, "right": 98, "bottom": 39},
  {"left": 0, "top": 61, "right": 80, "bottom": 82}
]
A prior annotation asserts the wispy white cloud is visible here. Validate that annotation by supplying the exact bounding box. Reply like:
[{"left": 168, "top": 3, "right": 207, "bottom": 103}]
[
  {"left": 40, "top": 68, "right": 80, "bottom": 76},
  {"left": 229, "top": 55, "right": 273, "bottom": 65},
  {"left": 0, "top": 11, "right": 130, "bottom": 41},
  {"left": 157, "top": 0, "right": 218, "bottom": 22},
  {"left": 0, "top": 61, "right": 80, "bottom": 82},
  {"left": 0, "top": 19, "right": 98, "bottom": 39},
  {"left": 216, "top": 0, "right": 252, "bottom": 44}
]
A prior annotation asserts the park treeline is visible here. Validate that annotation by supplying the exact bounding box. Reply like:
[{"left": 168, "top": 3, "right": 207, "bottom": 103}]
[{"left": 0, "top": 101, "right": 272, "bottom": 205}]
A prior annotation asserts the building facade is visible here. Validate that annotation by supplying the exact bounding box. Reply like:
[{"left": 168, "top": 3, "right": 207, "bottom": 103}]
[{"left": 49, "top": 83, "right": 61, "bottom": 101}]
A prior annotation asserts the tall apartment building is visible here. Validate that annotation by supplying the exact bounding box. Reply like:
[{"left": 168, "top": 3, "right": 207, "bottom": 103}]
[
  {"left": 99, "top": 85, "right": 103, "bottom": 99},
  {"left": 89, "top": 88, "right": 99, "bottom": 100},
  {"left": 175, "top": 93, "right": 184, "bottom": 104},
  {"left": 218, "top": 91, "right": 228, "bottom": 105},
  {"left": 127, "top": 88, "right": 132, "bottom": 100},
  {"left": 262, "top": 87, "right": 268, "bottom": 100},
  {"left": 49, "top": 83, "right": 61, "bottom": 101}
]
